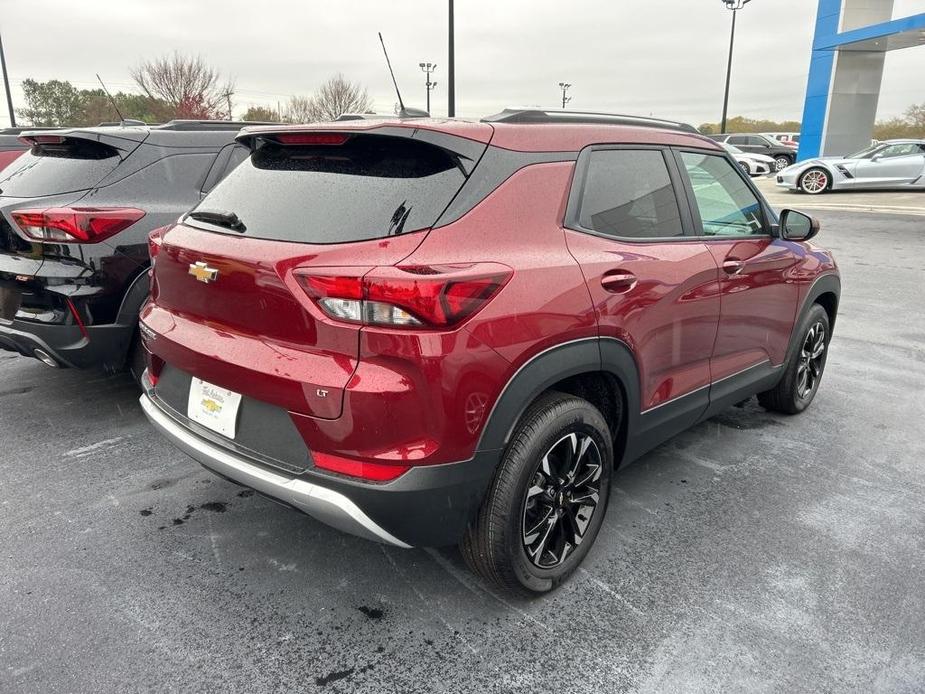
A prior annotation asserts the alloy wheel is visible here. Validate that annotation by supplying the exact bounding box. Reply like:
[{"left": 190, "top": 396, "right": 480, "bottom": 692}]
[
  {"left": 521, "top": 431, "right": 603, "bottom": 569},
  {"left": 801, "top": 169, "right": 828, "bottom": 194},
  {"left": 775, "top": 156, "right": 792, "bottom": 172},
  {"left": 797, "top": 321, "right": 826, "bottom": 399}
]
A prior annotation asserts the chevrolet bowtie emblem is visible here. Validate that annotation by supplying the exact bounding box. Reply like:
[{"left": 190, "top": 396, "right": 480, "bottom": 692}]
[{"left": 188, "top": 261, "right": 218, "bottom": 283}]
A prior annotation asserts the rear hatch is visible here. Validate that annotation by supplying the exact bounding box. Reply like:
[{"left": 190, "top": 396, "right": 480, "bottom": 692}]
[
  {"left": 148, "top": 126, "right": 490, "bottom": 418},
  {"left": 0, "top": 129, "right": 147, "bottom": 273}
]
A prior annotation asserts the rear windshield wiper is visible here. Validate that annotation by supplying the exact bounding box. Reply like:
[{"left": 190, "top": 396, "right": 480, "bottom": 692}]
[{"left": 188, "top": 209, "right": 246, "bottom": 233}]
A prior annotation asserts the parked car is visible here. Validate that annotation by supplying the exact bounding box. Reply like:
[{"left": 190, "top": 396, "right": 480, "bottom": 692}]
[
  {"left": 709, "top": 133, "right": 797, "bottom": 172},
  {"left": 0, "top": 120, "right": 268, "bottom": 376},
  {"left": 0, "top": 127, "right": 39, "bottom": 172},
  {"left": 139, "top": 108, "right": 840, "bottom": 595},
  {"left": 720, "top": 142, "right": 774, "bottom": 176},
  {"left": 763, "top": 132, "right": 801, "bottom": 147},
  {"left": 777, "top": 139, "right": 925, "bottom": 194}
]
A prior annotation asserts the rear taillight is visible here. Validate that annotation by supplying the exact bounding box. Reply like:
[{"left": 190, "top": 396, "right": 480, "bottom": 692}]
[
  {"left": 11, "top": 207, "right": 145, "bottom": 243},
  {"left": 295, "top": 264, "right": 512, "bottom": 329},
  {"left": 147, "top": 225, "right": 168, "bottom": 262},
  {"left": 17, "top": 134, "right": 65, "bottom": 146}
]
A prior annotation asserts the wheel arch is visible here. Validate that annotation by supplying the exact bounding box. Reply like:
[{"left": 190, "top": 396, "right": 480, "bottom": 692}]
[
  {"left": 476, "top": 337, "right": 641, "bottom": 468},
  {"left": 785, "top": 273, "right": 840, "bottom": 363}
]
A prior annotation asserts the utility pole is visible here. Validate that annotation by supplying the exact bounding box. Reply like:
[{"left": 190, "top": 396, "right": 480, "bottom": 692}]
[
  {"left": 447, "top": 0, "right": 455, "bottom": 117},
  {"left": 224, "top": 90, "right": 234, "bottom": 120},
  {"left": 720, "top": 0, "right": 752, "bottom": 133},
  {"left": 0, "top": 29, "right": 16, "bottom": 127},
  {"left": 559, "top": 82, "right": 572, "bottom": 109},
  {"left": 419, "top": 63, "right": 437, "bottom": 114}
]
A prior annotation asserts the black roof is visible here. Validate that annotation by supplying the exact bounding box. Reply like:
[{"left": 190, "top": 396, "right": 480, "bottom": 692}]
[{"left": 482, "top": 108, "right": 699, "bottom": 134}]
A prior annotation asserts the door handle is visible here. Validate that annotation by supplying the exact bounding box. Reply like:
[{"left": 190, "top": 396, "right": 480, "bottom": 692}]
[
  {"left": 601, "top": 271, "right": 637, "bottom": 293},
  {"left": 722, "top": 259, "right": 745, "bottom": 275}
]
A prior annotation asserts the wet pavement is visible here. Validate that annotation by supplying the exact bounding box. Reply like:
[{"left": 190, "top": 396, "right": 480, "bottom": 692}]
[{"left": 1, "top": 209, "right": 923, "bottom": 693}]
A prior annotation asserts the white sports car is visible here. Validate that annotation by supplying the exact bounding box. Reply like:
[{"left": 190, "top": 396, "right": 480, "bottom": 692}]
[
  {"left": 720, "top": 143, "right": 775, "bottom": 177},
  {"left": 776, "top": 139, "right": 925, "bottom": 195}
]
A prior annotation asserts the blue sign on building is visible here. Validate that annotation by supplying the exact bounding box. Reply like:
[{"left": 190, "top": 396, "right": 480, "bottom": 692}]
[{"left": 800, "top": 0, "right": 925, "bottom": 160}]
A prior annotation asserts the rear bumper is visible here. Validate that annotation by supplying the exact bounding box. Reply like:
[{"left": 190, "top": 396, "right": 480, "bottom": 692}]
[
  {"left": 0, "top": 318, "right": 133, "bottom": 369},
  {"left": 140, "top": 378, "right": 499, "bottom": 548}
]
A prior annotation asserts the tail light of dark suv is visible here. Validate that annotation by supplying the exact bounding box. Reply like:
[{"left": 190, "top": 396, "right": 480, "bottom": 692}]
[
  {"left": 295, "top": 263, "right": 512, "bottom": 329},
  {"left": 11, "top": 207, "right": 146, "bottom": 243}
]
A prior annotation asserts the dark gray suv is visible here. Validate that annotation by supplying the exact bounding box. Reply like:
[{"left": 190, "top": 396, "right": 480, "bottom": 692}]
[
  {"left": 0, "top": 120, "right": 262, "bottom": 375},
  {"left": 709, "top": 133, "right": 798, "bottom": 172}
]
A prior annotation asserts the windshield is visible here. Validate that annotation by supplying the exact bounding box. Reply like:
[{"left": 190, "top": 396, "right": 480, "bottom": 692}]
[{"left": 847, "top": 144, "right": 882, "bottom": 159}]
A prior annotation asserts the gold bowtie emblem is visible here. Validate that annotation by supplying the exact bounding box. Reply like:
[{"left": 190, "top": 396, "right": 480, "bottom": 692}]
[{"left": 188, "top": 261, "right": 218, "bottom": 283}]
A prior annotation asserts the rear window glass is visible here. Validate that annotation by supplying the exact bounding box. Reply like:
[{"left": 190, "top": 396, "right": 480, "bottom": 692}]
[
  {"left": 0, "top": 140, "right": 121, "bottom": 198},
  {"left": 189, "top": 134, "right": 466, "bottom": 243}
]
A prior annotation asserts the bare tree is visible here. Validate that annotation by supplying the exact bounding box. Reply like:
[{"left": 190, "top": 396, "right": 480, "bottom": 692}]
[
  {"left": 131, "top": 52, "right": 234, "bottom": 120},
  {"left": 285, "top": 74, "right": 373, "bottom": 123},
  {"left": 283, "top": 95, "right": 314, "bottom": 124}
]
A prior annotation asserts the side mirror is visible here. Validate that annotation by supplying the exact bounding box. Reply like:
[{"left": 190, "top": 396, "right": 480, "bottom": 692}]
[{"left": 779, "top": 209, "right": 820, "bottom": 241}]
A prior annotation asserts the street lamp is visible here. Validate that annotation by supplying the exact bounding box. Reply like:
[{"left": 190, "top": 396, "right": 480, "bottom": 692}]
[
  {"left": 720, "top": 0, "right": 752, "bottom": 134},
  {"left": 559, "top": 82, "right": 572, "bottom": 109},
  {"left": 419, "top": 62, "right": 437, "bottom": 114}
]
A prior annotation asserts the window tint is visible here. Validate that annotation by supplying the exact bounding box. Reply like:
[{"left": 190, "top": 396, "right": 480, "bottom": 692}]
[
  {"left": 728, "top": 135, "right": 749, "bottom": 146},
  {"left": 577, "top": 149, "right": 683, "bottom": 239},
  {"left": 747, "top": 136, "right": 769, "bottom": 147},
  {"left": 680, "top": 152, "right": 765, "bottom": 237},
  {"left": 191, "top": 135, "right": 466, "bottom": 244},
  {"left": 0, "top": 140, "right": 121, "bottom": 198}
]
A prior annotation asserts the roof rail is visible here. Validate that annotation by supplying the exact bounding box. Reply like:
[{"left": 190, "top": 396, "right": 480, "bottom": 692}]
[
  {"left": 481, "top": 108, "right": 700, "bottom": 134},
  {"left": 156, "top": 119, "right": 280, "bottom": 131}
]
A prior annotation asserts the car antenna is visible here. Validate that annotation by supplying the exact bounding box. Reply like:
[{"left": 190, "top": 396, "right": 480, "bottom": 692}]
[
  {"left": 96, "top": 73, "right": 126, "bottom": 124},
  {"left": 378, "top": 32, "right": 428, "bottom": 119}
]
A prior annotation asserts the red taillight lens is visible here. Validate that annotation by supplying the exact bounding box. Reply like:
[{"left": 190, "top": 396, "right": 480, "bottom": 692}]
[
  {"left": 12, "top": 207, "right": 145, "bottom": 243},
  {"left": 147, "top": 225, "right": 169, "bottom": 261},
  {"left": 295, "top": 264, "right": 512, "bottom": 329},
  {"left": 312, "top": 451, "right": 410, "bottom": 482},
  {"left": 273, "top": 132, "right": 350, "bottom": 146}
]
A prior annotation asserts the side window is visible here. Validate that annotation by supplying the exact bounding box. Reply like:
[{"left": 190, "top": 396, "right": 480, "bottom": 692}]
[
  {"left": 747, "top": 136, "right": 769, "bottom": 147},
  {"left": 727, "top": 135, "right": 748, "bottom": 146},
  {"left": 879, "top": 143, "right": 919, "bottom": 158},
  {"left": 577, "top": 149, "right": 683, "bottom": 240},
  {"left": 679, "top": 151, "right": 766, "bottom": 237},
  {"left": 200, "top": 145, "right": 250, "bottom": 194}
]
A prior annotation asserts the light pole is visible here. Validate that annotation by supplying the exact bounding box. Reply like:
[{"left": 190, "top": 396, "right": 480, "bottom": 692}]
[
  {"left": 720, "top": 0, "right": 752, "bottom": 134},
  {"left": 559, "top": 82, "right": 572, "bottom": 109},
  {"left": 419, "top": 62, "right": 437, "bottom": 114},
  {"left": 0, "top": 29, "right": 15, "bottom": 127}
]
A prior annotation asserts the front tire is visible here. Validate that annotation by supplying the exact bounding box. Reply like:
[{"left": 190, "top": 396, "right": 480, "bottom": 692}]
[
  {"left": 461, "top": 392, "right": 613, "bottom": 596},
  {"left": 799, "top": 167, "right": 830, "bottom": 195},
  {"left": 738, "top": 161, "right": 751, "bottom": 175},
  {"left": 758, "top": 304, "right": 830, "bottom": 414}
]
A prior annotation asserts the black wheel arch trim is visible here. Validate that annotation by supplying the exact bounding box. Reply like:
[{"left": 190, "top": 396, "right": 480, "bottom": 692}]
[
  {"left": 115, "top": 268, "right": 151, "bottom": 326},
  {"left": 475, "top": 337, "right": 642, "bottom": 462},
  {"left": 785, "top": 273, "right": 840, "bottom": 364}
]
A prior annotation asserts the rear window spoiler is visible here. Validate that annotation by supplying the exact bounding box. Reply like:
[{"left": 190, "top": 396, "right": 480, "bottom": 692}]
[{"left": 235, "top": 125, "right": 489, "bottom": 176}]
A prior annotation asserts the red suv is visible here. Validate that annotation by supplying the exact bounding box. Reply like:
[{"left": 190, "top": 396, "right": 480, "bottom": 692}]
[{"left": 140, "top": 109, "right": 840, "bottom": 595}]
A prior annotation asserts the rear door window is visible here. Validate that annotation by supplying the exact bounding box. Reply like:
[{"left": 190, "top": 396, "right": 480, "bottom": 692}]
[
  {"left": 0, "top": 138, "right": 122, "bottom": 198},
  {"left": 189, "top": 134, "right": 467, "bottom": 243},
  {"left": 575, "top": 149, "right": 684, "bottom": 239}
]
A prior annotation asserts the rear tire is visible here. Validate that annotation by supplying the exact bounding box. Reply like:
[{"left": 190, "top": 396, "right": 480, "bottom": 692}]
[
  {"left": 774, "top": 155, "right": 793, "bottom": 172},
  {"left": 799, "top": 167, "right": 830, "bottom": 195},
  {"left": 461, "top": 392, "right": 613, "bottom": 596},
  {"left": 758, "top": 304, "right": 830, "bottom": 414}
]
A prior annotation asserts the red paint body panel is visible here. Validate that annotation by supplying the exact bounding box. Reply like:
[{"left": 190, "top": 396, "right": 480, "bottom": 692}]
[
  {"left": 565, "top": 233, "right": 721, "bottom": 410},
  {"left": 0, "top": 149, "right": 24, "bottom": 172}
]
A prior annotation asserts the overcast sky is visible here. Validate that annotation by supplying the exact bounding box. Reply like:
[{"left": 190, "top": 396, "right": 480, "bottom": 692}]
[{"left": 2, "top": 0, "right": 923, "bottom": 126}]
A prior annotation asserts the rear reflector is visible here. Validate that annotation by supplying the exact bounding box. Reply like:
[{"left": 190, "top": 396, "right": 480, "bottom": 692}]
[
  {"left": 12, "top": 207, "right": 145, "bottom": 243},
  {"left": 273, "top": 132, "right": 350, "bottom": 146},
  {"left": 312, "top": 451, "right": 410, "bottom": 482},
  {"left": 295, "top": 264, "right": 512, "bottom": 329}
]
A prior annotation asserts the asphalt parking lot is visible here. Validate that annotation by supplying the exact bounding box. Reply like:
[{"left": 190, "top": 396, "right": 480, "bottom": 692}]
[{"left": 2, "top": 207, "right": 924, "bottom": 693}]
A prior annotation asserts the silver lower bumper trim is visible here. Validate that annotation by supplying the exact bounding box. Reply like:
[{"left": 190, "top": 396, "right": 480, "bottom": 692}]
[{"left": 139, "top": 393, "right": 411, "bottom": 548}]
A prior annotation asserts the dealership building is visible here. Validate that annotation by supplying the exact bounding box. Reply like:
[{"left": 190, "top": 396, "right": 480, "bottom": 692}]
[{"left": 800, "top": 0, "right": 925, "bottom": 159}]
